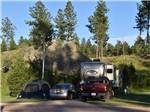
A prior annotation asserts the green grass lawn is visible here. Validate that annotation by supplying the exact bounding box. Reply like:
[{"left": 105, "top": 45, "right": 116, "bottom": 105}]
[
  {"left": 88, "top": 92, "right": 150, "bottom": 107},
  {"left": 1, "top": 95, "right": 16, "bottom": 103},
  {"left": 114, "top": 92, "right": 150, "bottom": 106},
  {"left": 1, "top": 95, "right": 50, "bottom": 103}
]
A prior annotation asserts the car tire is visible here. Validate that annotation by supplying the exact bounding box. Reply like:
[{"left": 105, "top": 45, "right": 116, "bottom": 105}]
[
  {"left": 104, "top": 91, "right": 110, "bottom": 102},
  {"left": 79, "top": 96, "right": 87, "bottom": 102},
  {"left": 82, "top": 97, "right": 87, "bottom": 102},
  {"left": 109, "top": 90, "right": 114, "bottom": 99},
  {"left": 67, "top": 93, "right": 73, "bottom": 100}
]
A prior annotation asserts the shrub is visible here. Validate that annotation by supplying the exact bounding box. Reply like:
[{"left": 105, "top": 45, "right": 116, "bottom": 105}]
[
  {"left": 2, "top": 59, "right": 12, "bottom": 73},
  {"left": 118, "top": 63, "right": 136, "bottom": 88},
  {"left": 7, "top": 57, "right": 38, "bottom": 96}
]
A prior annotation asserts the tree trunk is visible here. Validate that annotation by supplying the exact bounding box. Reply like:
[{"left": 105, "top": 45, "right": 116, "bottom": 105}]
[
  {"left": 96, "top": 38, "right": 99, "bottom": 59},
  {"left": 99, "top": 38, "right": 103, "bottom": 60},
  {"left": 42, "top": 44, "right": 46, "bottom": 80},
  {"left": 147, "top": 14, "right": 149, "bottom": 44}
]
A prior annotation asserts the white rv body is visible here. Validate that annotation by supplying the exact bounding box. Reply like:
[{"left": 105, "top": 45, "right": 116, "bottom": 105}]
[{"left": 80, "top": 62, "right": 121, "bottom": 87}]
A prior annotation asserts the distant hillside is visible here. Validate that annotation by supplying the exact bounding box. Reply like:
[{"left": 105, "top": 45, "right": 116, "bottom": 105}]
[
  {"left": 1, "top": 44, "right": 150, "bottom": 76},
  {"left": 1, "top": 41, "right": 90, "bottom": 75},
  {"left": 102, "top": 55, "right": 150, "bottom": 75}
]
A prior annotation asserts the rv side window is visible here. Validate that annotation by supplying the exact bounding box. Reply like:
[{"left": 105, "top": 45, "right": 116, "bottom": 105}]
[{"left": 107, "top": 69, "right": 112, "bottom": 73}]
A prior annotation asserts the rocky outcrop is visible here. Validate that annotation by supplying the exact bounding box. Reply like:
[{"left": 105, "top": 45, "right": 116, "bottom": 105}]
[{"left": 25, "top": 41, "right": 90, "bottom": 76}]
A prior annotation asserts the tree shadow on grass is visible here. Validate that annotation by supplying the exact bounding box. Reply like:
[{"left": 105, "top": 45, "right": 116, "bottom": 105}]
[{"left": 115, "top": 92, "right": 150, "bottom": 107}]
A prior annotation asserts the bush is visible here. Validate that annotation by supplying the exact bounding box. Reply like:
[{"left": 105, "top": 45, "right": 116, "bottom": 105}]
[
  {"left": 7, "top": 57, "right": 38, "bottom": 96},
  {"left": 2, "top": 59, "right": 12, "bottom": 73},
  {"left": 118, "top": 63, "right": 136, "bottom": 88},
  {"left": 118, "top": 63, "right": 150, "bottom": 89}
]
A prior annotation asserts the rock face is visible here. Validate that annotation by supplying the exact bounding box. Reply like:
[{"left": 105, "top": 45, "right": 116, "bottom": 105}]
[{"left": 26, "top": 41, "right": 90, "bottom": 76}]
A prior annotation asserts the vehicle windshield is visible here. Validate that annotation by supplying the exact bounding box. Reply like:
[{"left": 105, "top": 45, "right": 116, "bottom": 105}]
[
  {"left": 86, "top": 79, "right": 109, "bottom": 84},
  {"left": 53, "top": 84, "right": 70, "bottom": 89}
]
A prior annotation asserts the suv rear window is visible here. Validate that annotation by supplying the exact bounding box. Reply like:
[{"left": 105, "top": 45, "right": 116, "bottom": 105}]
[{"left": 87, "top": 80, "right": 107, "bottom": 84}]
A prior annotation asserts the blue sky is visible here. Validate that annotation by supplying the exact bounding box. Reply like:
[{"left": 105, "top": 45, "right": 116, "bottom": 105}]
[{"left": 1, "top": 0, "right": 142, "bottom": 45}]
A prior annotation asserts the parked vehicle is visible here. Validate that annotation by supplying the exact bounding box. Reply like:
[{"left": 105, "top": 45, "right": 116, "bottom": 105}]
[
  {"left": 79, "top": 77, "right": 114, "bottom": 101},
  {"left": 17, "top": 80, "right": 50, "bottom": 99},
  {"left": 49, "top": 83, "right": 76, "bottom": 100},
  {"left": 80, "top": 61, "right": 121, "bottom": 88}
]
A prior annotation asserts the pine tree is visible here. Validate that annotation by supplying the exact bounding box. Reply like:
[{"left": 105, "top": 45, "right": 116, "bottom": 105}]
[
  {"left": 135, "top": 1, "right": 150, "bottom": 44},
  {"left": 80, "top": 38, "right": 86, "bottom": 54},
  {"left": 1, "top": 17, "right": 16, "bottom": 50},
  {"left": 18, "top": 36, "right": 31, "bottom": 47},
  {"left": 9, "top": 37, "right": 17, "bottom": 50},
  {"left": 134, "top": 36, "right": 145, "bottom": 56},
  {"left": 55, "top": 9, "right": 66, "bottom": 40},
  {"left": 87, "top": 0, "right": 109, "bottom": 59},
  {"left": 115, "top": 40, "right": 123, "bottom": 56},
  {"left": 106, "top": 43, "right": 114, "bottom": 56},
  {"left": 122, "top": 41, "right": 130, "bottom": 55},
  {"left": 141, "top": 1, "right": 150, "bottom": 44},
  {"left": 64, "top": 1, "right": 77, "bottom": 41},
  {"left": 19, "top": 36, "right": 24, "bottom": 45},
  {"left": 85, "top": 39, "right": 92, "bottom": 56},
  {"left": 1, "top": 38, "right": 7, "bottom": 52},
  {"left": 134, "top": 3, "right": 146, "bottom": 36},
  {"left": 26, "top": 1, "right": 54, "bottom": 79}
]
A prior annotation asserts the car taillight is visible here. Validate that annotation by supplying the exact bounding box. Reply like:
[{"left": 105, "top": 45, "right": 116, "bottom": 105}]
[
  {"left": 80, "top": 86, "right": 83, "bottom": 91},
  {"left": 104, "top": 86, "right": 107, "bottom": 91}
]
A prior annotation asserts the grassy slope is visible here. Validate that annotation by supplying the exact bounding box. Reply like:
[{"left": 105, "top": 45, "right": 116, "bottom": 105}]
[
  {"left": 102, "top": 55, "right": 150, "bottom": 74},
  {"left": 1, "top": 49, "right": 23, "bottom": 102},
  {"left": 1, "top": 49, "right": 150, "bottom": 102}
]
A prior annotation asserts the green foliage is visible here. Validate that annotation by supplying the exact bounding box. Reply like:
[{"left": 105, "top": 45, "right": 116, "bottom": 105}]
[
  {"left": 1, "top": 38, "right": 7, "bottom": 52},
  {"left": 26, "top": 1, "right": 54, "bottom": 79},
  {"left": 80, "top": 38, "right": 86, "bottom": 53},
  {"left": 106, "top": 43, "right": 115, "bottom": 56},
  {"left": 87, "top": 0, "right": 109, "bottom": 58},
  {"left": 135, "top": 3, "right": 146, "bottom": 36},
  {"left": 123, "top": 41, "right": 131, "bottom": 55},
  {"left": 19, "top": 36, "right": 32, "bottom": 47},
  {"left": 145, "top": 43, "right": 150, "bottom": 54},
  {"left": 2, "top": 59, "right": 12, "bottom": 68},
  {"left": 55, "top": 9, "right": 66, "bottom": 40},
  {"left": 118, "top": 63, "right": 136, "bottom": 88},
  {"left": 64, "top": 1, "right": 77, "bottom": 41},
  {"left": 19, "top": 36, "right": 24, "bottom": 45},
  {"left": 1, "top": 17, "right": 16, "bottom": 50},
  {"left": 115, "top": 40, "right": 123, "bottom": 56},
  {"left": 9, "top": 37, "right": 17, "bottom": 50},
  {"left": 1, "top": 59, "right": 12, "bottom": 73},
  {"left": 80, "top": 38, "right": 96, "bottom": 58},
  {"left": 133, "top": 36, "right": 145, "bottom": 56},
  {"left": 135, "top": 1, "right": 150, "bottom": 44},
  {"left": 49, "top": 73, "right": 81, "bottom": 87},
  {"left": 73, "top": 36, "right": 80, "bottom": 48},
  {"left": 26, "top": 1, "right": 54, "bottom": 49},
  {"left": 7, "top": 57, "right": 38, "bottom": 96}
]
